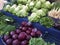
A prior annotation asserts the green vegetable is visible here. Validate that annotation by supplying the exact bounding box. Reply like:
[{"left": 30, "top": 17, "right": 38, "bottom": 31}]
[
  {"left": 40, "top": 17, "right": 54, "bottom": 28},
  {"left": 0, "top": 24, "right": 7, "bottom": 30},
  {"left": 17, "top": 0, "right": 27, "bottom": 4},
  {"left": 18, "top": 4, "right": 23, "bottom": 9},
  {"left": 28, "top": 9, "right": 46, "bottom": 22},
  {"left": 34, "top": 1, "right": 41, "bottom": 9},
  {"left": 0, "top": 25, "right": 15, "bottom": 35},
  {"left": 29, "top": 38, "right": 55, "bottom": 45},
  {"left": 0, "top": 24, "right": 15, "bottom": 35},
  {"left": 41, "top": 1, "right": 53, "bottom": 9},
  {"left": 32, "top": 8, "right": 38, "bottom": 12},
  {"left": 39, "top": 0, "right": 46, "bottom": 3},
  {"left": 41, "top": 8, "right": 48, "bottom": 13},
  {"left": 16, "top": 9, "right": 28, "bottom": 17},
  {"left": 36, "top": 9, "right": 46, "bottom": 17},
  {"left": 3, "top": 25, "right": 15, "bottom": 35},
  {"left": 0, "top": 15, "right": 14, "bottom": 23},
  {"left": 4, "top": 5, "right": 11, "bottom": 11},
  {"left": 22, "top": 5, "right": 29, "bottom": 11},
  {"left": 28, "top": 13, "right": 40, "bottom": 22},
  {"left": 0, "top": 15, "right": 15, "bottom": 35},
  {"left": 4, "top": 0, "right": 54, "bottom": 18},
  {"left": 27, "top": 0, "right": 31, "bottom": 4},
  {"left": 13, "top": 6, "right": 20, "bottom": 14},
  {"left": 27, "top": 1, "right": 35, "bottom": 10},
  {"left": 9, "top": 4, "right": 17, "bottom": 13},
  {"left": 53, "top": 2, "right": 60, "bottom": 9}
]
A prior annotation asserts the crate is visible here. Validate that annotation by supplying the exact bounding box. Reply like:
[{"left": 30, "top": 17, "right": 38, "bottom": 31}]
[
  {"left": 0, "top": 10, "right": 60, "bottom": 45},
  {"left": 0, "top": 32, "right": 60, "bottom": 45}
]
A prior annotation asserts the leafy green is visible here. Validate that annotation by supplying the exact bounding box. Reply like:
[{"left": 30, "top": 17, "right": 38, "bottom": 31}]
[
  {"left": 29, "top": 38, "right": 55, "bottom": 45},
  {"left": 27, "top": 1, "right": 35, "bottom": 10},
  {"left": 36, "top": 9, "right": 46, "bottom": 16},
  {"left": 28, "top": 9, "right": 46, "bottom": 22},
  {"left": 4, "top": 0, "right": 54, "bottom": 18},
  {"left": 28, "top": 13, "right": 40, "bottom": 22},
  {"left": 16, "top": 9, "right": 28, "bottom": 17},
  {"left": 2, "top": 25, "right": 15, "bottom": 35},
  {"left": 32, "top": 8, "right": 38, "bottom": 12},
  {"left": 9, "top": 4, "right": 17, "bottom": 13},
  {"left": 34, "top": 1, "right": 41, "bottom": 9},
  {"left": 0, "top": 15, "right": 15, "bottom": 35},
  {"left": 0, "top": 25, "right": 15, "bottom": 35},
  {"left": 17, "top": 0, "right": 28, "bottom": 5},
  {"left": 4, "top": 5, "right": 11, "bottom": 11},
  {"left": 53, "top": 2, "right": 60, "bottom": 9},
  {"left": 0, "top": 15, "right": 14, "bottom": 23},
  {"left": 41, "top": 1, "right": 53, "bottom": 9},
  {"left": 39, "top": 17, "right": 54, "bottom": 28}
]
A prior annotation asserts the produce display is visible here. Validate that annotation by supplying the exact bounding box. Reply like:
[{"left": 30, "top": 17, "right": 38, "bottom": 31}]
[
  {"left": 3, "top": 21, "right": 42, "bottom": 45},
  {"left": 48, "top": 2, "right": 60, "bottom": 29},
  {"left": 0, "top": 13, "right": 16, "bottom": 35},
  {"left": 4, "top": 4, "right": 29, "bottom": 17},
  {"left": 3, "top": 0, "right": 60, "bottom": 29},
  {"left": 39, "top": 17, "right": 54, "bottom": 28},
  {"left": 4, "top": 0, "right": 53, "bottom": 17},
  {"left": 29, "top": 38, "right": 55, "bottom": 45},
  {"left": 0, "top": 0, "right": 60, "bottom": 45},
  {"left": 3, "top": 0, "right": 55, "bottom": 28}
]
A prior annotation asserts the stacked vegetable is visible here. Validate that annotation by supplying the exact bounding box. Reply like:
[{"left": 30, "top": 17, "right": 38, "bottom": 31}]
[
  {"left": 3, "top": 0, "right": 54, "bottom": 28},
  {"left": 4, "top": 0, "right": 53, "bottom": 17},
  {"left": 4, "top": 4, "right": 29, "bottom": 17},
  {"left": 3, "top": 21, "right": 42, "bottom": 45},
  {"left": 3, "top": 0, "right": 60, "bottom": 29},
  {"left": 0, "top": 14, "right": 15, "bottom": 35}
]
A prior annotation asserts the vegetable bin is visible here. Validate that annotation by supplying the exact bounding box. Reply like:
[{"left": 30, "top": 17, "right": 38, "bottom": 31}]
[{"left": 0, "top": 10, "right": 60, "bottom": 41}]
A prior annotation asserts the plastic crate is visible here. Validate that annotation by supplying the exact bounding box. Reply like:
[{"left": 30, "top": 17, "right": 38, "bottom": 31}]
[
  {"left": 0, "top": 33, "right": 60, "bottom": 45},
  {"left": 0, "top": 10, "right": 60, "bottom": 45},
  {"left": 1, "top": 10, "right": 60, "bottom": 39},
  {"left": 0, "top": 10, "right": 47, "bottom": 33},
  {"left": 0, "top": 37, "right": 4, "bottom": 45}
]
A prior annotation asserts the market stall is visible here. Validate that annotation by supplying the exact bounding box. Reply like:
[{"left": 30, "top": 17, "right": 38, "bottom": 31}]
[{"left": 0, "top": 0, "right": 60, "bottom": 45}]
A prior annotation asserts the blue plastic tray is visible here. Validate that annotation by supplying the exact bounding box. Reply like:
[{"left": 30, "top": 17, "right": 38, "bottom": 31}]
[
  {"left": 0, "top": 10, "right": 60, "bottom": 45},
  {"left": 1, "top": 10, "right": 60, "bottom": 40},
  {"left": 1, "top": 33, "right": 60, "bottom": 45},
  {"left": 0, "top": 10, "right": 47, "bottom": 33}
]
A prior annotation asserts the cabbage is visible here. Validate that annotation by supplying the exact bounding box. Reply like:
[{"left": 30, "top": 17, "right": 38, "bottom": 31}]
[
  {"left": 16, "top": 9, "right": 28, "bottom": 17},
  {"left": 28, "top": 1, "right": 35, "bottom": 10},
  {"left": 28, "top": 13, "right": 40, "bottom": 22},
  {"left": 32, "top": 8, "right": 38, "bottom": 12},
  {"left": 18, "top": 4, "right": 23, "bottom": 9},
  {"left": 26, "top": 4, "right": 31, "bottom": 11},
  {"left": 27, "top": 0, "right": 31, "bottom": 4},
  {"left": 17, "top": 0, "right": 27, "bottom": 4},
  {"left": 41, "top": 1, "right": 52, "bottom": 9},
  {"left": 41, "top": 8, "right": 48, "bottom": 13},
  {"left": 34, "top": 1, "right": 41, "bottom": 9},
  {"left": 36, "top": 9, "right": 46, "bottom": 17},
  {"left": 18, "top": 5, "right": 29, "bottom": 11},
  {"left": 9, "top": 4, "right": 17, "bottom": 13},
  {"left": 22, "top": 5, "right": 29, "bottom": 11},
  {"left": 39, "top": 0, "right": 46, "bottom": 3},
  {"left": 4, "top": 5, "right": 10, "bottom": 11},
  {"left": 28, "top": 9, "right": 46, "bottom": 22},
  {"left": 13, "top": 6, "right": 20, "bottom": 14}
]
